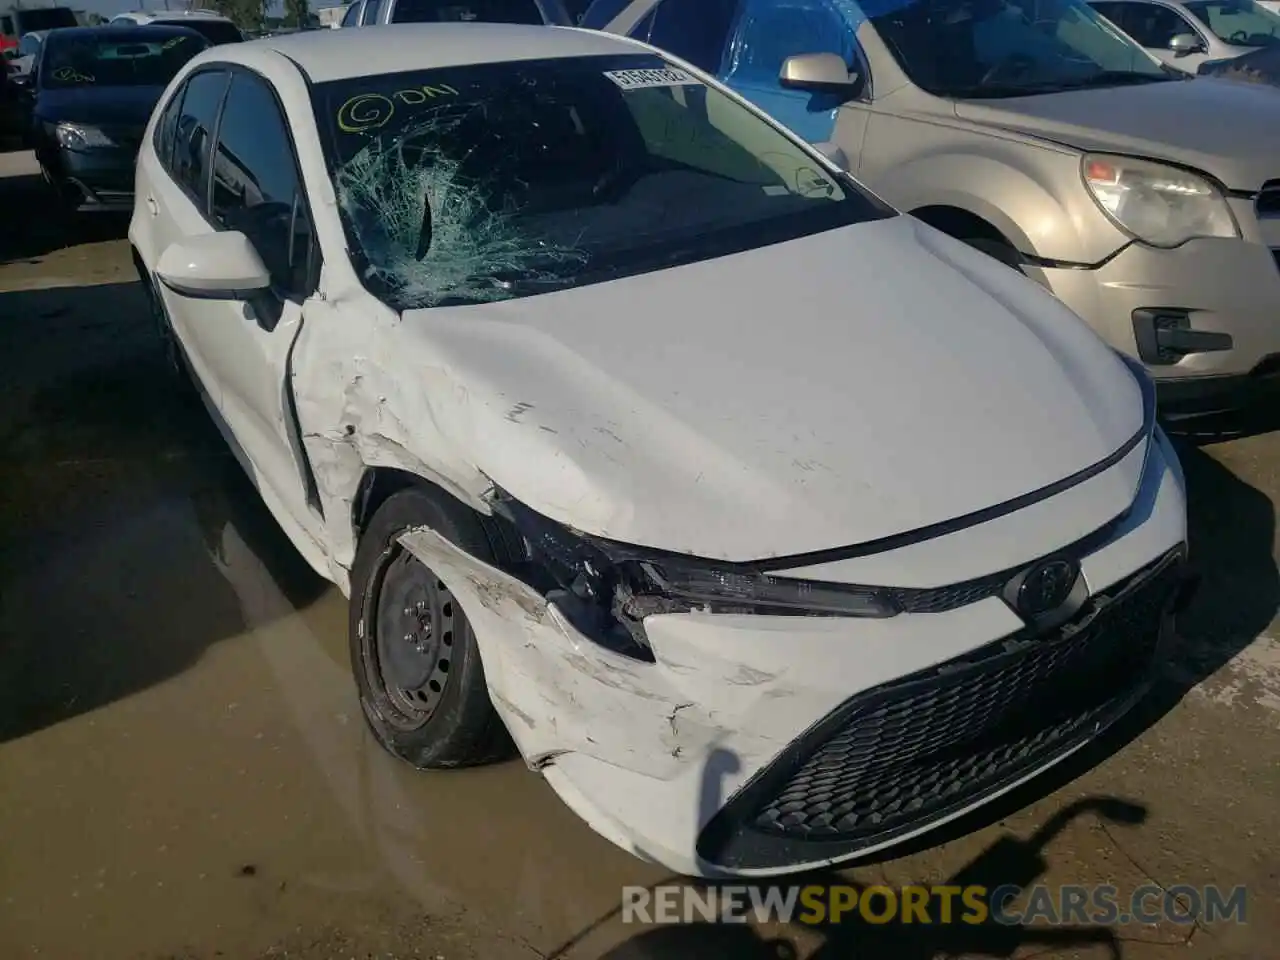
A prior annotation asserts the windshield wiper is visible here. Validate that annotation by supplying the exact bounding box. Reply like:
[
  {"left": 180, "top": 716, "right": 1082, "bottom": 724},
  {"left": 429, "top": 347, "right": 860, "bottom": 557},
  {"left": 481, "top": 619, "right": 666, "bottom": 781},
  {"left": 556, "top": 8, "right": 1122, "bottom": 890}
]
[
  {"left": 1046, "top": 71, "right": 1178, "bottom": 91},
  {"left": 949, "top": 71, "right": 1175, "bottom": 99}
]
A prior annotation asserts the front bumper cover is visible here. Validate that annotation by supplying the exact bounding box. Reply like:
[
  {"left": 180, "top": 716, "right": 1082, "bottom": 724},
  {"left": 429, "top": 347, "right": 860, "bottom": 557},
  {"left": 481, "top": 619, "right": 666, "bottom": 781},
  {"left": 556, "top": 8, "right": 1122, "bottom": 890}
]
[
  {"left": 43, "top": 144, "right": 136, "bottom": 211},
  {"left": 1034, "top": 233, "right": 1280, "bottom": 410},
  {"left": 697, "top": 546, "right": 1190, "bottom": 872},
  {"left": 398, "top": 429, "right": 1188, "bottom": 878}
]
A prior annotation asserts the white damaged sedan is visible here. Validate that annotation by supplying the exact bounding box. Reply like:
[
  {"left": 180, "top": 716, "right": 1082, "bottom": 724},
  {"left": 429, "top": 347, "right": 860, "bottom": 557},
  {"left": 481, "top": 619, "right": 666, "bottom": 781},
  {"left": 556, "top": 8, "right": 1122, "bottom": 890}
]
[{"left": 130, "top": 23, "right": 1193, "bottom": 877}]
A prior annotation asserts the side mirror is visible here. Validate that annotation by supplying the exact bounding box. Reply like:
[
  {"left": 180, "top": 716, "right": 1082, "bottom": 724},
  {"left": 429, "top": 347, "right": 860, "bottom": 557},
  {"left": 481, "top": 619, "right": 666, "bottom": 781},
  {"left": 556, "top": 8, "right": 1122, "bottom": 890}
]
[
  {"left": 779, "top": 52, "right": 863, "bottom": 97},
  {"left": 156, "top": 232, "right": 271, "bottom": 300},
  {"left": 1169, "top": 33, "right": 1203, "bottom": 55}
]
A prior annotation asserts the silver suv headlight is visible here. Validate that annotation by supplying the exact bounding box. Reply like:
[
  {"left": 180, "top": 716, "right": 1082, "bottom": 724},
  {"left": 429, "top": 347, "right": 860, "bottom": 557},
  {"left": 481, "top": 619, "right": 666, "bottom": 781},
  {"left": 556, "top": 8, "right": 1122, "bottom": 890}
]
[{"left": 1082, "top": 153, "right": 1239, "bottom": 248}]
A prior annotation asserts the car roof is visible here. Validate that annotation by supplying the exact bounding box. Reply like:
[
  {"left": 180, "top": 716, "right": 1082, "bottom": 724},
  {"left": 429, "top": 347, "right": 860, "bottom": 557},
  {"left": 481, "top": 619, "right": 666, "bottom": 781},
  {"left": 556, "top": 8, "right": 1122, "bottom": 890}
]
[
  {"left": 118, "top": 10, "right": 235, "bottom": 22},
  {"left": 234, "top": 22, "right": 644, "bottom": 83},
  {"left": 43, "top": 24, "right": 207, "bottom": 41}
]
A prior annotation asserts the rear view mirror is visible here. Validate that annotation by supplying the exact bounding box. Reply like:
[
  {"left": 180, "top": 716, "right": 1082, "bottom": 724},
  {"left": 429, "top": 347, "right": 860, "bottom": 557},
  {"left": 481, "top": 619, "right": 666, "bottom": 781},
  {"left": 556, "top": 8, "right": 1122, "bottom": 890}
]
[
  {"left": 156, "top": 232, "right": 271, "bottom": 300},
  {"left": 779, "top": 53, "right": 863, "bottom": 97},
  {"left": 1169, "top": 33, "right": 1203, "bottom": 55}
]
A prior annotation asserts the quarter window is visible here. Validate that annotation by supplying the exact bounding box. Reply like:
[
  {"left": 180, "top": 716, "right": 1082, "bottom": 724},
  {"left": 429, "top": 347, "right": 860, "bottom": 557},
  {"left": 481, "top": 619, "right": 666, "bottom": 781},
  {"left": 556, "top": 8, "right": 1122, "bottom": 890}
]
[
  {"left": 210, "top": 72, "right": 314, "bottom": 298},
  {"left": 153, "top": 82, "right": 187, "bottom": 172},
  {"left": 362, "top": 0, "right": 383, "bottom": 23},
  {"left": 341, "top": 1, "right": 363, "bottom": 24},
  {"left": 170, "top": 69, "right": 229, "bottom": 211}
]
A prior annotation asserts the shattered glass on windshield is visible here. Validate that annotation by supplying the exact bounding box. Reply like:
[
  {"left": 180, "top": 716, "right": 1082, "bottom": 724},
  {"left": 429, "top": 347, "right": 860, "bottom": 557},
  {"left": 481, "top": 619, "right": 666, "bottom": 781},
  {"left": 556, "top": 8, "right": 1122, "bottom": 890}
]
[
  {"left": 315, "top": 54, "right": 885, "bottom": 308},
  {"left": 333, "top": 111, "right": 588, "bottom": 308}
]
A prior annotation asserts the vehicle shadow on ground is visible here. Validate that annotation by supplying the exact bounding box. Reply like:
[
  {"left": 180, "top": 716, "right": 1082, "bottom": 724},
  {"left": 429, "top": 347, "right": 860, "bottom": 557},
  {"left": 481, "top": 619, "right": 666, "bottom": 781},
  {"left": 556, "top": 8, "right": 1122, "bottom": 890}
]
[
  {"left": 0, "top": 170, "right": 129, "bottom": 265},
  {"left": 0, "top": 280, "right": 326, "bottom": 743},
  {"left": 576, "top": 795, "right": 1148, "bottom": 959}
]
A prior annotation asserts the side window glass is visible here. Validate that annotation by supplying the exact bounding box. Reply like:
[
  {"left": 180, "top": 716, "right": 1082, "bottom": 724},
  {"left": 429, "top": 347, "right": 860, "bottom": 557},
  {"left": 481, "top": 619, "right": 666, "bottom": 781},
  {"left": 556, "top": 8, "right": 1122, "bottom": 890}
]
[
  {"left": 724, "top": 0, "right": 852, "bottom": 84},
  {"left": 154, "top": 82, "right": 187, "bottom": 173},
  {"left": 362, "top": 0, "right": 382, "bottom": 24},
  {"left": 210, "top": 72, "right": 313, "bottom": 297},
  {"left": 645, "top": 0, "right": 739, "bottom": 72},
  {"left": 1119, "top": 3, "right": 1191, "bottom": 45},
  {"left": 580, "top": 0, "right": 632, "bottom": 28},
  {"left": 341, "top": 1, "right": 363, "bottom": 24},
  {"left": 171, "top": 69, "right": 229, "bottom": 211}
]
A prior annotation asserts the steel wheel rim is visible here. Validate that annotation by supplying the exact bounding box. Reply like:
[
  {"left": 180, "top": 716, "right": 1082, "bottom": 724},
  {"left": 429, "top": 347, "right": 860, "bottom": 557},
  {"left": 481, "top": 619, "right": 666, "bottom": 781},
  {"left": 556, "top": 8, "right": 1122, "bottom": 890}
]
[{"left": 364, "top": 543, "right": 456, "bottom": 730}]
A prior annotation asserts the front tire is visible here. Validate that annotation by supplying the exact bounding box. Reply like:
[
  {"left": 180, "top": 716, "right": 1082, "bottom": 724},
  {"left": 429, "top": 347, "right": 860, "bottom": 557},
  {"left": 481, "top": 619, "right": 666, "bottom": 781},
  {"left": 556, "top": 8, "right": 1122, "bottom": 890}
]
[{"left": 349, "top": 486, "right": 512, "bottom": 768}]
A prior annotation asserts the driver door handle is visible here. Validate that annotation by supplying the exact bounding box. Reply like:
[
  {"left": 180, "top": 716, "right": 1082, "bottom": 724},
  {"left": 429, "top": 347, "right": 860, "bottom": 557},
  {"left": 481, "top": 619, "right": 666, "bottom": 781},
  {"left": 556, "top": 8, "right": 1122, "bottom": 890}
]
[{"left": 145, "top": 194, "right": 159, "bottom": 217}]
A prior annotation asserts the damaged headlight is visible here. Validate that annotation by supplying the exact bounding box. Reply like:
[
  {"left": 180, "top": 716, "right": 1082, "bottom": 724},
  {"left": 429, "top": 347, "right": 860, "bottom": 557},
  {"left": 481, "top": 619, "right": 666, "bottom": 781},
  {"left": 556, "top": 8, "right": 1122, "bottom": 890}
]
[
  {"left": 637, "top": 563, "right": 896, "bottom": 617},
  {"left": 490, "top": 490, "right": 898, "bottom": 657}
]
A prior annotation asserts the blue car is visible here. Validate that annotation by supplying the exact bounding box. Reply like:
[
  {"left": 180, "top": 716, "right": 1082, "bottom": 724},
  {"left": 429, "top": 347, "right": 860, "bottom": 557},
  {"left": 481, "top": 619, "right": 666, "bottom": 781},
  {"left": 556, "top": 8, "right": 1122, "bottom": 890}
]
[{"left": 581, "top": 0, "right": 865, "bottom": 142}]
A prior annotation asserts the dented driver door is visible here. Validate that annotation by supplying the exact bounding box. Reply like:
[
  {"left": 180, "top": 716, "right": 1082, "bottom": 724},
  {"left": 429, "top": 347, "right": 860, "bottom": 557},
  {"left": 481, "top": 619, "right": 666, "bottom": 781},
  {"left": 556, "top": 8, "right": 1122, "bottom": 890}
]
[{"left": 196, "top": 69, "right": 327, "bottom": 554}]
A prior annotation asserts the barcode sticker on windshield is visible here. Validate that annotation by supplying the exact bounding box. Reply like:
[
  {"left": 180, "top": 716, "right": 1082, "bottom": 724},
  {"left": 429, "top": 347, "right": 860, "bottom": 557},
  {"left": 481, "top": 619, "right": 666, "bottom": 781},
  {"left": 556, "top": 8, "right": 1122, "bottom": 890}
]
[{"left": 603, "top": 68, "right": 702, "bottom": 90}]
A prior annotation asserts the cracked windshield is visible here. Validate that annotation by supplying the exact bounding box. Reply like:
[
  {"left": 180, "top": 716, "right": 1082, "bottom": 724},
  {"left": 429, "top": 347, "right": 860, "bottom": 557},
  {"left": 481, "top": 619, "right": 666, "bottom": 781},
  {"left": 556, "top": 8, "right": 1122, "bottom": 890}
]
[{"left": 315, "top": 52, "right": 887, "bottom": 306}]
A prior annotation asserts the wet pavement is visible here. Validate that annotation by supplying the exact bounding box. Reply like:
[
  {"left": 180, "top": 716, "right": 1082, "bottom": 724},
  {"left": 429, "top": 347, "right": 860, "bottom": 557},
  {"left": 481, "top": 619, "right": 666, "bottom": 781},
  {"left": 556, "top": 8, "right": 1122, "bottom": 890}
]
[{"left": 1, "top": 149, "right": 1278, "bottom": 960}]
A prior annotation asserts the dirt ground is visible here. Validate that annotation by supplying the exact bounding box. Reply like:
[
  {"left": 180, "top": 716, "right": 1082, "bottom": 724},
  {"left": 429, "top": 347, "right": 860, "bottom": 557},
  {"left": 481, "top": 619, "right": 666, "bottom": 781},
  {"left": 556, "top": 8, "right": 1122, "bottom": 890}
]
[{"left": 1, "top": 149, "right": 1277, "bottom": 960}]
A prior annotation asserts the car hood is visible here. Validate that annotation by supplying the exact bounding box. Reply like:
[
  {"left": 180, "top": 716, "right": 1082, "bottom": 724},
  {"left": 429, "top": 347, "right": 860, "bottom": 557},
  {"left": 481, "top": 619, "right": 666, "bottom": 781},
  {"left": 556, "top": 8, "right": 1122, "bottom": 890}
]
[
  {"left": 403, "top": 215, "right": 1143, "bottom": 561},
  {"left": 35, "top": 84, "right": 165, "bottom": 126},
  {"left": 953, "top": 78, "right": 1280, "bottom": 191},
  {"left": 1200, "top": 45, "right": 1280, "bottom": 84}
]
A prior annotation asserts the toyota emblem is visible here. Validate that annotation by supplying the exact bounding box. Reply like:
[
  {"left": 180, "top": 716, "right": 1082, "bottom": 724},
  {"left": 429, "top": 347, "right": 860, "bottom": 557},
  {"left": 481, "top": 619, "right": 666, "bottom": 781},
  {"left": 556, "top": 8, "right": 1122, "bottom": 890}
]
[{"left": 1016, "top": 558, "right": 1079, "bottom": 618}]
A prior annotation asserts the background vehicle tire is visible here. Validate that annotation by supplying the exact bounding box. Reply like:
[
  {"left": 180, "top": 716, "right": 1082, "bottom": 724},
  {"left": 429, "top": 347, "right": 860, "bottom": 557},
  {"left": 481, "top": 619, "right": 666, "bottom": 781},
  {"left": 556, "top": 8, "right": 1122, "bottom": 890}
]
[{"left": 349, "top": 486, "right": 513, "bottom": 769}]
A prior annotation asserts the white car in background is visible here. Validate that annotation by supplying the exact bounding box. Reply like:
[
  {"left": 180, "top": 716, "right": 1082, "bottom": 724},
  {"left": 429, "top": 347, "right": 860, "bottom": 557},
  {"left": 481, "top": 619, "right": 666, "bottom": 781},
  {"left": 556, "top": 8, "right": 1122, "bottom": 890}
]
[
  {"left": 129, "top": 23, "right": 1193, "bottom": 878},
  {"left": 109, "top": 9, "right": 245, "bottom": 44},
  {"left": 1089, "top": 0, "right": 1280, "bottom": 72}
]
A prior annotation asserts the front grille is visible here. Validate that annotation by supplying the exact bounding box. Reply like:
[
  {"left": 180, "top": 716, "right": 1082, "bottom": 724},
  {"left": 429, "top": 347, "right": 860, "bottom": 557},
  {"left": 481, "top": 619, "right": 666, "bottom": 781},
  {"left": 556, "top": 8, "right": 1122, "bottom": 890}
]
[
  {"left": 1257, "top": 181, "right": 1280, "bottom": 218},
  {"left": 699, "top": 549, "right": 1185, "bottom": 868},
  {"left": 883, "top": 512, "right": 1123, "bottom": 615}
]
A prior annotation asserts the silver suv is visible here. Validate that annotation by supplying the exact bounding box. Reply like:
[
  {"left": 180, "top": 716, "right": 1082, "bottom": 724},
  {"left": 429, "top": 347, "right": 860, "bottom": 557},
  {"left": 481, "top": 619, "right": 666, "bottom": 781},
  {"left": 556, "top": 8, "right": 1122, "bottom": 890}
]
[{"left": 586, "top": 0, "right": 1280, "bottom": 416}]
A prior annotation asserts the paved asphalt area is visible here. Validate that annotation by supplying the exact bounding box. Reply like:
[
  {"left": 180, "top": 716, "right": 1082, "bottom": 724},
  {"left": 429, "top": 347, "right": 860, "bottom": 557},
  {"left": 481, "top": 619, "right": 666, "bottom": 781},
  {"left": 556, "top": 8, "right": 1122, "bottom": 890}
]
[{"left": 0, "top": 149, "right": 1277, "bottom": 960}]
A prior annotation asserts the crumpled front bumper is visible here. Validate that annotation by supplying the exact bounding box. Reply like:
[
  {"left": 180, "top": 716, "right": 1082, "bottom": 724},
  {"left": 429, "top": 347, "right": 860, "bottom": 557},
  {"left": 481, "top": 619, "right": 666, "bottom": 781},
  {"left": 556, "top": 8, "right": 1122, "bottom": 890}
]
[{"left": 398, "top": 430, "right": 1188, "bottom": 878}]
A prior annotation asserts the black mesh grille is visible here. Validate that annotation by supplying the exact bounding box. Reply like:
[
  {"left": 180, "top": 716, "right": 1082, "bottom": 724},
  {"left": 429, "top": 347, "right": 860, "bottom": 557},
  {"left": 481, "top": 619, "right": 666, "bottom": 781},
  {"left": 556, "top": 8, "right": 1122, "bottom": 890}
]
[
  {"left": 747, "top": 551, "right": 1183, "bottom": 844},
  {"left": 891, "top": 574, "right": 1007, "bottom": 614},
  {"left": 885, "top": 516, "right": 1121, "bottom": 615}
]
